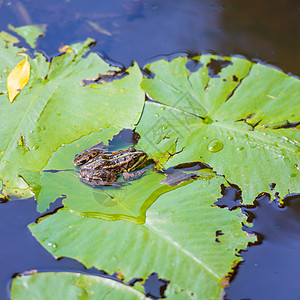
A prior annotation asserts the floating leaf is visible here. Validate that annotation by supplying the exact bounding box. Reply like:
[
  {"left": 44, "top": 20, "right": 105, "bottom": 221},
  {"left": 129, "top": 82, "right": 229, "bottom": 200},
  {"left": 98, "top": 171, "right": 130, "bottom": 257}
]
[
  {"left": 11, "top": 272, "right": 145, "bottom": 300},
  {"left": 30, "top": 176, "right": 255, "bottom": 299},
  {"left": 8, "top": 24, "right": 47, "bottom": 48},
  {"left": 136, "top": 55, "right": 300, "bottom": 203},
  {"left": 6, "top": 53, "right": 30, "bottom": 103}
]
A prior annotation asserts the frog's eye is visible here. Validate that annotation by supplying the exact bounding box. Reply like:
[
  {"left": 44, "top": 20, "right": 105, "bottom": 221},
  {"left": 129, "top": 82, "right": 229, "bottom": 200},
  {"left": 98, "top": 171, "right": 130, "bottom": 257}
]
[{"left": 128, "top": 147, "right": 136, "bottom": 152}]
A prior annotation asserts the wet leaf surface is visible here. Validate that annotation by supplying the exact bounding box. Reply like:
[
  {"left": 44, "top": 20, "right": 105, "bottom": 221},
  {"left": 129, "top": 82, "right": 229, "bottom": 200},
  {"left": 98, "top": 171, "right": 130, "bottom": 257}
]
[{"left": 137, "top": 55, "right": 300, "bottom": 204}]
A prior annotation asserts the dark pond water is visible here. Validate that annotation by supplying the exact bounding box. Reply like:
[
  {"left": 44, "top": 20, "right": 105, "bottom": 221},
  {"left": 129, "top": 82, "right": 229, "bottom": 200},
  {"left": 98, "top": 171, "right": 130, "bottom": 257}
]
[
  {"left": 0, "top": 0, "right": 299, "bottom": 74},
  {"left": 215, "top": 189, "right": 300, "bottom": 300},
  {"left": 226, "top": 193, "right": 300, "bottom": 300},
  {"left": 0, "top": 0, "right": 299, "bottom": 299}
]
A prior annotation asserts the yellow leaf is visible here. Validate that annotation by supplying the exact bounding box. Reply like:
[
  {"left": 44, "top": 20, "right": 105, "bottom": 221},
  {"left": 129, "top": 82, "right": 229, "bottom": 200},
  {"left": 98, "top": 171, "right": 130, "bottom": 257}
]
[
  {"left": 58, "top": 45, "right": 72, "bottom": 53},
  {"left": 7, "top": 53, "right": 30, "bottom": 103}
]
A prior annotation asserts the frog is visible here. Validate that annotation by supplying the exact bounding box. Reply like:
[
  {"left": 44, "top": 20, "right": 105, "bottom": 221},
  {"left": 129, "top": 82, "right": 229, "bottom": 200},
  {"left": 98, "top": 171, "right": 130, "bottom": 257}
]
[{"left": 73, "top": 147, "right": 149, "bottom": 186}]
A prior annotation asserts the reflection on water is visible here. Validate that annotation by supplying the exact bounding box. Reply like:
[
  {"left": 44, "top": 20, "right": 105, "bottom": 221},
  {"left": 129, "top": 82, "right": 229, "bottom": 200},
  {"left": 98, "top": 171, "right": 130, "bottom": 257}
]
[
  {"left": 0, "top": 0, "right": 298, "bottom": 74},
  {"left": 220, "top": 0, "right": 300, "bottom": 75}
]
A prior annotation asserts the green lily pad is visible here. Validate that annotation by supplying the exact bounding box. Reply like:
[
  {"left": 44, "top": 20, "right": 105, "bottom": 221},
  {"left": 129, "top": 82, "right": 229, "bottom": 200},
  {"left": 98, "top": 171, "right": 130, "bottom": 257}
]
[
  {"left": 30, "top": 176, "right": 255, "bottom": 299},
  {"left": 136, "top": 55, "right": 300, "bottom": 203},
  {"left": 11, "top": 272, "right": 145, "bottom": 300},
  {"left": 0, "top": 37, "right": 144, "bottom": 199}
]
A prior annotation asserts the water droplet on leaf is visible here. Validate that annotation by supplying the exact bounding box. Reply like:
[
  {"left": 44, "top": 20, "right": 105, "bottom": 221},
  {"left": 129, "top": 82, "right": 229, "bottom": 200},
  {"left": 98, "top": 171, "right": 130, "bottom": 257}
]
[
  {"left": 207, "top": 139, "right": 223, "bottom": 153},
  {"left": 47, "top": 242, "right": 57, "bottom": 248},
  {"left": 227, "top": 135, "right": 233, "bottom": 140},
  {"left": 237, "top": 146, "right": 244, "bottom": 151}
]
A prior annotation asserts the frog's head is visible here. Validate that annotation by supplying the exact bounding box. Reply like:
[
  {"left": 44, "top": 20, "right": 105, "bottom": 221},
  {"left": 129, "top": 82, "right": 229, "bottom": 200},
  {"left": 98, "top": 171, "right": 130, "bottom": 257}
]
[{"left": 127, "top": 147, "right": 148, "bottom": 170}]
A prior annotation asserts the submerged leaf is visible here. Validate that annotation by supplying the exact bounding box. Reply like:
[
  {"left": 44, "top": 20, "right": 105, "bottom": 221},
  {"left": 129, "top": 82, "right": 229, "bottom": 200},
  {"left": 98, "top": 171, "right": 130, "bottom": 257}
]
[
  {"left": 87, "top": 21, "right": 112, "bottom": 36},
  {"left": 6, "top": 53, "right": 30, "bottom": 103},
  {"left": 8, "top": 24, "right": 47, "bottom": 48}
]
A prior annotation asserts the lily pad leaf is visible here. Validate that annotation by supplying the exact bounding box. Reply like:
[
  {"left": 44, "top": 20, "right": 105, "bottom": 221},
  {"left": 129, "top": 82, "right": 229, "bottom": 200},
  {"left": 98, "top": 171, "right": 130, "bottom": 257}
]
[
  {"left": 0, "top": 37, "right": 144, "bottom": 199},
  {"left": 8, "top": 24, "right": 47, "bottom": 48},
  {"left": 30, "top": 176, "right": 256, "bottom": 299},
  {"left": 11, "top": 272, "right": 145, "bottom": 300},
  {"left": 137, "top": 55, "right": 300, "bottom": 203},
  {"left": 7, "top": 53, "right": 30, "bottom": 103}
]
